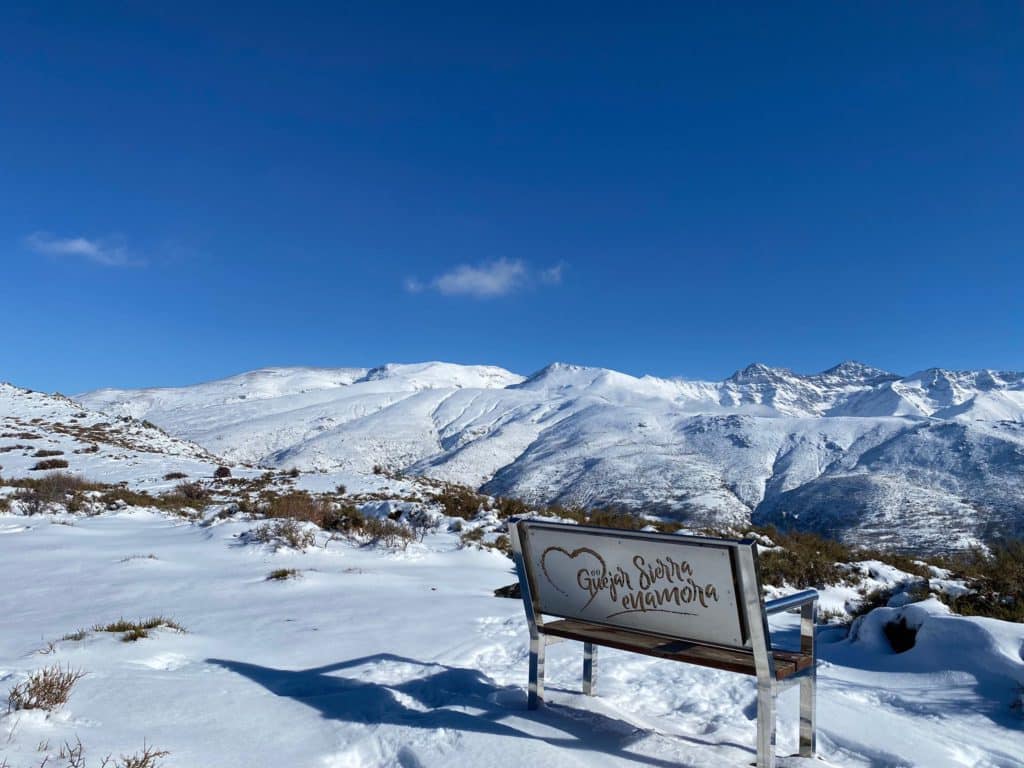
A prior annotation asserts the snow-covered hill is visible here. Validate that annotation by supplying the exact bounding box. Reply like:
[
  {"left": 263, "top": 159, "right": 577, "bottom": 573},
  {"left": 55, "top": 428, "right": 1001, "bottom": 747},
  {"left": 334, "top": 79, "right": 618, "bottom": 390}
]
[
  {"left": 0, "top": 382, "right": 223, "bottom": 485},
  {"left": 70, "top": 360, "right": 1024, "bottom": 550}
]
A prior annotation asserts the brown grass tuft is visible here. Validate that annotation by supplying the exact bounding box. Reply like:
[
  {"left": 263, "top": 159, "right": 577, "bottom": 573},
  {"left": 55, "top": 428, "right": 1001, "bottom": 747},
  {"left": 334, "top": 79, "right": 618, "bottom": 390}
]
[{"left": 7, "top": 664, "right": 85, "bottom": 712}]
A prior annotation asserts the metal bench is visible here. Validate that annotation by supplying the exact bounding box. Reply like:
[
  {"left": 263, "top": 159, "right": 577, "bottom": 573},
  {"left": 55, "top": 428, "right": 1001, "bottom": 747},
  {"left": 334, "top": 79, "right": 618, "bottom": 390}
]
[{"left": 508, "top": 519, "right": 817, "bottom": 768}]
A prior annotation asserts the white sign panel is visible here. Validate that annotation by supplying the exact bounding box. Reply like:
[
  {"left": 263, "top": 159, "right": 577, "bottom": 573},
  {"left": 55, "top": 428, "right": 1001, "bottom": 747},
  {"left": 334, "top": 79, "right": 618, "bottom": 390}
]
[{"left": 522, "top": 523, "right": 747, "bottom": 648}]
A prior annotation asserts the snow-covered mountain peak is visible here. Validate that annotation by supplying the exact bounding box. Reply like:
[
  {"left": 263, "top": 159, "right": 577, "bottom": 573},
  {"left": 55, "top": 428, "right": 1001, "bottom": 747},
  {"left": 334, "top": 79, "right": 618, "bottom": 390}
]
[
  {"left": 513, "top": 362, "right": 609, "bottom": 390},
  {"left": 816, "top": 360, "right": 898, "bottom": 385},
  {"left": 357, "top": 361, "right": 523, "bottom": 390},
  {"left": 727, "top": 362, "right": 795, "bottom": 384}
]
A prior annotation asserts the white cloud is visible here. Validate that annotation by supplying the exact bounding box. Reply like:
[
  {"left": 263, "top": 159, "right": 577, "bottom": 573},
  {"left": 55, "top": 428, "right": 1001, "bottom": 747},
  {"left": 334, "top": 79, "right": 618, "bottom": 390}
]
[
  {"left": 406, "top": 259, "right": 564, "bottom": 299},
  {"left": 434, "top": 259, "right": 526, "bottom": 297},
  {"left": 24, "top": 232, "right": 140, "bottom": 267}
]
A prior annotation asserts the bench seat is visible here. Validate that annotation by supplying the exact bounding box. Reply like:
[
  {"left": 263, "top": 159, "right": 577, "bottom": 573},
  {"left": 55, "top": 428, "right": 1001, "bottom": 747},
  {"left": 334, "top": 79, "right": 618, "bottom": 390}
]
[{"left": 543, "top": 619, "right": 813, "bottom": 680}]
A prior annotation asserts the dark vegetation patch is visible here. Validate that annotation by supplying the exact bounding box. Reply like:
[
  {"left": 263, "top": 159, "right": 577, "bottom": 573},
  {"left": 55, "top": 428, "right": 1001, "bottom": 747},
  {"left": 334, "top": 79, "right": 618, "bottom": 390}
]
[
  {"left": 31, "top": 458, "right": 69, "bottom": 471},
  {"left": 267, "top": 568, "right": 301, "bottom": 581},
  {"left": 32, "top": 449, "right": 64, "bottom": 458},
  {"left": 163, "top": 471, "right": 188, "bottom": 480},
  {"left": 755, "top": 529, "right": 853, "bottom": 589},
  {"left": 748, "top": 526, "right": 932, "bottom": 590},
  {"left": 935, "top": 541, "right": 1024, "bottom": 622},
  {"left": 435, "top": 485, "right": 486, "bottom": 519},
  {"left": 7, "top": 473, "right": 104, "bottom": 514}
]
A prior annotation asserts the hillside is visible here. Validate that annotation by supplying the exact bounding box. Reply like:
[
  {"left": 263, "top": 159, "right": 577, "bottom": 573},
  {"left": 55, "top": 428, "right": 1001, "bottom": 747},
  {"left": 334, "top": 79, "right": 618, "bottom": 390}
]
[
  {"left": 0, "top": 382, "right": 223, "bottom": 486},
  {"left": 75, "top": 360, "right": 1024, "bottom": 551}
]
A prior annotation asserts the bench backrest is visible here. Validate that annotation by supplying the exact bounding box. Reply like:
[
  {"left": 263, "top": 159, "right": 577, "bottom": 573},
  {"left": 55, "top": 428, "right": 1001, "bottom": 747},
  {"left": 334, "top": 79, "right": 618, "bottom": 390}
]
[{"left": 510, "top": 519, "right": 769, "bottom": 651}]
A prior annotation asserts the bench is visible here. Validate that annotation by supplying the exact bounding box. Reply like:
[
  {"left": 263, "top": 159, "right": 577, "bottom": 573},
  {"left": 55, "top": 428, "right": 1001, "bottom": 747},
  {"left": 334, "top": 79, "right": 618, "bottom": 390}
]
[{"left": 508, "top": 519, "right": 817, "bottom": 768}]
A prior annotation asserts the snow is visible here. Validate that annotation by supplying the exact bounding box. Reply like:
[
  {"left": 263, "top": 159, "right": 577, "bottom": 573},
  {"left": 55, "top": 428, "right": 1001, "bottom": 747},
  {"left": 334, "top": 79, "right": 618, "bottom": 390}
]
[
  {"left": 1, "top": 510, "right": 1021, "bottom": 768},
  {"left": 71, "top": 361, "right": 1024, "bottom": 550},
  {"left": 0, "top": 383, "right": 221, "bottom": 488}
]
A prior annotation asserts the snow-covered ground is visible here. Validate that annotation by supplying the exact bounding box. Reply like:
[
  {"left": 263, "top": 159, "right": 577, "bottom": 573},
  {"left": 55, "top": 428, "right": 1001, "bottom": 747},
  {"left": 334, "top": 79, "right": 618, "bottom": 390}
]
[{"left": 1, "top": 509, "right": 1021, "bottom": 768}]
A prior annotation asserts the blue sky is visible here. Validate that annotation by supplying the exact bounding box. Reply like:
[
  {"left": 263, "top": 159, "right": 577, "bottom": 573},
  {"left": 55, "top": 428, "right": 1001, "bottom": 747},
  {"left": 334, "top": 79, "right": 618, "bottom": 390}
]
[{"left": 2, "top": 2, "right": 1021, "bottom": 392}]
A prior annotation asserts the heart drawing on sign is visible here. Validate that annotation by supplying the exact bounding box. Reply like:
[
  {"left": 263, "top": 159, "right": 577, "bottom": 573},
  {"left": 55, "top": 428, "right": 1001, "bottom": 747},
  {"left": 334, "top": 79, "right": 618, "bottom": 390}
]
[{"left": 539, "top": 546, "right": 607, "bottom": 611}]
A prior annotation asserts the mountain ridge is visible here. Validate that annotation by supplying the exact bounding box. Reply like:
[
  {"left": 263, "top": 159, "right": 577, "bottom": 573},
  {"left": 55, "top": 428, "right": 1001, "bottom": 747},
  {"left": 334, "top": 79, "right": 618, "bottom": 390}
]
[{"left": 60, "top": 359, "right": 1024, "bottom": 550}]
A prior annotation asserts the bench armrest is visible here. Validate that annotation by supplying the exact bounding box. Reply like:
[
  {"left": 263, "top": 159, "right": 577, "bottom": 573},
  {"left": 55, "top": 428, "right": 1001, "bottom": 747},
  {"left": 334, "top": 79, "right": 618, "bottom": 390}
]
[{"left": 765, "top": 589, "right": 818, "bottom": 615}]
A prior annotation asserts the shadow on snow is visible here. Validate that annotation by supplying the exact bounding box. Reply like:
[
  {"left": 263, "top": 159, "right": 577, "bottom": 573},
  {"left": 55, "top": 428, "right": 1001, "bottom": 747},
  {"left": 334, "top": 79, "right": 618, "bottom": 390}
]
[{"left": 207, "top": 652, "right": 750, "bottom": 767}]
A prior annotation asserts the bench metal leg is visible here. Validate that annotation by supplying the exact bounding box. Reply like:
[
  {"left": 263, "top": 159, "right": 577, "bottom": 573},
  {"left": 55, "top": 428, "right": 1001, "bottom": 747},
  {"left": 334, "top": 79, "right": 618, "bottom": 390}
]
[
  {"left": 799, "top": 674, "right": 816, "bottom": 757},
  {"left": 756, "top": 681, "right": 776, "bottom": 768},
  {"left": 582, "top": 641, "right": 597, "bottom": 695},
  {"left": 528, "top": 634, "right": 545, "bottom": 709},
  {"left": 799, "top": 596, "right": 817, "bottom": 757}
]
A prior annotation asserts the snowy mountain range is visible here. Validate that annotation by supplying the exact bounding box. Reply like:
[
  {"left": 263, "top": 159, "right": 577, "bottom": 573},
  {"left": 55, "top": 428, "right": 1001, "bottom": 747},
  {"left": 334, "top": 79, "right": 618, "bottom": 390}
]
[{"left": 70, "top": 360, "right": 1024, "bottom": 551}]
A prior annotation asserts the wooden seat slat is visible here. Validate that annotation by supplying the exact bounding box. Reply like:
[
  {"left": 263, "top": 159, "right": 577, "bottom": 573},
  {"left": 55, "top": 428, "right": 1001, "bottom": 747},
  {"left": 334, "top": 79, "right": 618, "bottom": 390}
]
[{"left": 543, "top": 619, "right": 812, "bottom": 680}]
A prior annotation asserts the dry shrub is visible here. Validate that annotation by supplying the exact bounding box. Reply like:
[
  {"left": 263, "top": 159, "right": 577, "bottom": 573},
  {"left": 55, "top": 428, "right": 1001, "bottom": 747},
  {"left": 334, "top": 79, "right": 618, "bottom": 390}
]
[
  {"left": 359, "top": 516, "right": 415, "bottom": 549},
  {"left": 756, "top": 528, "right": 853, "bottom": 589},
  {"left": 7, "top": 664, "right": 85, "bottom": 712},
  {"left": 118, "top": 743, "right": 171, "bottom": 768},
  {"left": 533, "top": 502, "right": 646, "bottom": 531},
  {"left": 95, "top": 480, "right": 210, "bottom": 516},
  {"left": 585, "top": 507, "right": 647, "bottom": 530},
  {"left": 460, "top": 527, "right": 485, "bottom": 548},
  {"left": 174, "top": 481, "right": 210, "bottom": 502},
  {"left": 163, "top": 471, "right": 187, "bottom": 480},
  {"left": 493, "top": 496, "right": 529, "bottom": 519},
  {"left": 32, "top": 449, "right": 64, "bottom": 458},
  {"left": 266, "top": 491, "right": 332, "bottom": 524},
  {"left": 938, "top": 540, "right": 1024, "bottom": 622},
  {"left": 214, "top": 466, "right": 232, "bottom": 479},
  {"left": 92, "top": 617, "right": 185, "bottom": 642},
  {"left": 435, "top": 486, "right": 486, "bottom": 519},
  {"left": 31, "top": 458, "right": 70, "bottom": 471},
  {"left": 42, "top": 737, "right": 170, "bottom": 768},
  {"left": 14, "top": 473, "right": 102, "bottom": 515},
  {"left": 254, "top": 519, "right": 316, "bottom": 549}
]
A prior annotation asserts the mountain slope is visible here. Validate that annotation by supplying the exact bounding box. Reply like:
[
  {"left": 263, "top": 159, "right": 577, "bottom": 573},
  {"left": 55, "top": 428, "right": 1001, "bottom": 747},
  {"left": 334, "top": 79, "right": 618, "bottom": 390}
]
[
  {"left": 75, "top": 360, "right": 1024, "bottom": 550},
  {"left": 0, "top": 382, "right": 222, "bottom": 484}
]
